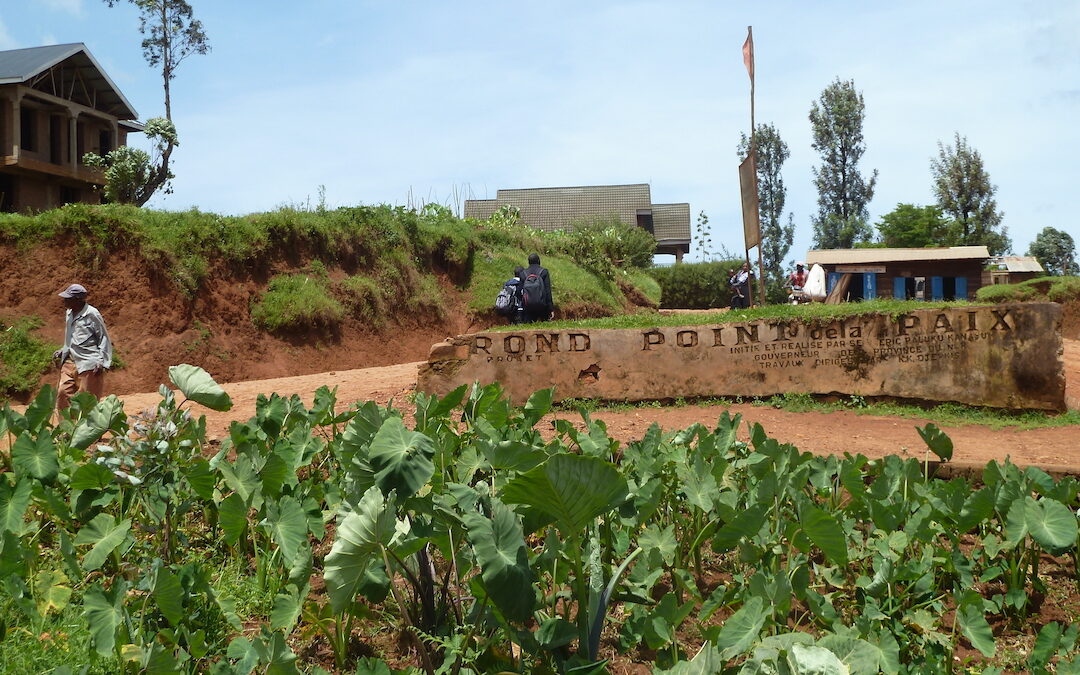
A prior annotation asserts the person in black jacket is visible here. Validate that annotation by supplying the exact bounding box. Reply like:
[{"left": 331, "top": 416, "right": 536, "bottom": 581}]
[{"left": 520, "top": 253, "right": 554, "bottom": 322}]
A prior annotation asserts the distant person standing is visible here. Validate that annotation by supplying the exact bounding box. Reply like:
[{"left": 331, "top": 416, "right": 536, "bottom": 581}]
[
  {"left": 521, "top": 253, "right": 554, "bottom": 322},
  {"left": 729, "top": 262, "right": 753, "bottom": 309},
  {"left": 54, "top": 284, "right": 112, "bottom": 409}
]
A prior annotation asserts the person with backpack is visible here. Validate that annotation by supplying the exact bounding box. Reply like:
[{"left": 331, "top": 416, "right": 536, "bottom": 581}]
[
  {"left": 521, "top": 253, "right": 554, "bottom": 322},
  {"left": 494, "top": 266, "right": 527, "bottom": 324}
]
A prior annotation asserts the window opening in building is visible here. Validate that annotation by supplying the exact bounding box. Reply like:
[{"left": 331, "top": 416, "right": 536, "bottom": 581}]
[{"left": 20, "top": 108, "right": 36, "bottom": 152}]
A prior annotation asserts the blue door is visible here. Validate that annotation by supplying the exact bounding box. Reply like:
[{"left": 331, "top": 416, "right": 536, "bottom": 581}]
[
  {"left": 893, "top": 277, "right": 907, "bottom": 300},
  {"left": 827, "top": 273, "right": 840, "bottom": 294},
  {"left": 954, "top": 276, "right": 967, "bottom": 301},
  {"left": 930, "top": 276, "right": 944, "bottom": 300},
  {"left": 863, "top": 273, "right": 877, "bottom": 299}
]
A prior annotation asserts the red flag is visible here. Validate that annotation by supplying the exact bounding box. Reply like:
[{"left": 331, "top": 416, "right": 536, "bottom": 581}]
[{"left": 742, "top": 27, "right": 754, "bottom": 82}]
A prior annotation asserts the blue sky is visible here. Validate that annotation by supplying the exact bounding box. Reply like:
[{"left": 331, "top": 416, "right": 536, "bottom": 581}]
[{"left": 3, "top": 1, "right": 1078, "bottom": 263}]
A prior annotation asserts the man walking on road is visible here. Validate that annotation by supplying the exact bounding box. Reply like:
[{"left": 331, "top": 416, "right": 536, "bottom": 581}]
[
  {"left": 54, "top": 283, "right": 112, "bottom": 409},
  {"left": 521, "top": 253, "right": 554, "bottom": 322}
]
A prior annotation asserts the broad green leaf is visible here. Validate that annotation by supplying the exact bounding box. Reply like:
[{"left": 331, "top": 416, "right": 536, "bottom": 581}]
[
  {"left": 956, "top": 486, "right": 995, "bottom": 533},
  {"left": 501, "top": 453, "right": 628, "bottom": 534},
  {"left": 70, "top": 395, "right": 125, "bottom": 450},
  {"left": 800, "top": 505, "right": 849, "bottom": 566},
  {"left": 817, "top": 635, "right": 878, "bottom": 674},
  {"left": 1004, "top": 497, "right": 1028, "bottom": 549},
  {"left": 0, "top": 478, "right": 32, "bottom": 533},
  {"left": 262, "top": 497, "right": 309, "bottom": 566},
  {"left": 33, "top": 569, "right": 71, "bottom": 616},
  {"left": 218, "top": 492, "right": 248, "bottom": 545},
  {"left": 12, "top": 431, "right": 58, "bottom": 482},
  {"left": 788, "top": 643, "right": 849, "bottom": 674},
  {"left": 70, "top": 462, "right": 115, "bottom": 491},
  {"left": 713, "top": 596, "right": 767, "bottom": 659},
  {"left": 74, "top": 513, "right": 132, "bottom": 571},
  {"left": 168, "top": 364, "right": 233, "bottom": 411},
  {"left": 83, "top": 582, "right": 125, "bottom": 656},
  {"left": 368, "top": 417, "right": 435, "bottom": 497},
  {"left": 957, "top": 602, "right": 996, "bottom": 658},
  {"left": 639, "top": 524, "right": 678, "bottom": 567},
  {"left": 653, "top": 642, "right": 724, "bottom": 674},
  {"left": 226, "top": 635, "right": 261, "bottom": 675},
  {"left": 522, "top": 387, "right": 554, "bottom": 427},
  {"left": 185, "top": 458, "right": 217, "bottom": 501},
  {"left": 537, "top": 617, "right": 577, "bottom": 649},
  {"left": 1029, "top": 621, "right": 1063, "bottom": 671},
  {"left": 916, "top": 423, "right": 953, "bottom": 462},
  {"left": 270, "top": 585, "right": 306, "bottom": 633},
  {"left": 152, "top": 564, "right": 184, "bottom": 627},
  {"left": 713, "top": 504, "right": 768, "bottom": 552},
  {"left": 463, "top": 500, "right": 534, "bottom": 622},
  {"left": 1024, "top": 496, "right": 1078, "bottom": 555},
  {"left": 323, "top": 486, "right": 399, "bottom": 613},
  {"left": 24, "top": 385, "right": 56, "bottom": 432}
]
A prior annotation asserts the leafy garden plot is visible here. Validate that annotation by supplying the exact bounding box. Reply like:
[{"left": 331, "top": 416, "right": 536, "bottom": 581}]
[{"left": 1, "top": 368, "right": 1079, "bottom": 674}]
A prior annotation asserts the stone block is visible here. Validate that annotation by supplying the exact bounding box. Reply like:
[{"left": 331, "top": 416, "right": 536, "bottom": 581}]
[{"left": 416, "top": 303, "right": 1065, "bottom": 411}]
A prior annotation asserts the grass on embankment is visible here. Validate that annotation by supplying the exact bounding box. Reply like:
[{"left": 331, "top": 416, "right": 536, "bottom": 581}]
[
  {"left": 556, "top": 392, "right": 1080, "bottom": 430},
  {"left": 975, "top": 275, "right": 1080, "bottom": 303},
  {"left": 0, "top": 316, "right": 56, "bottom": 399}
]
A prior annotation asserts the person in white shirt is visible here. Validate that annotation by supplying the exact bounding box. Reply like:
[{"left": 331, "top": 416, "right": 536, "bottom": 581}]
[{"left": 53, "top": 283, "right": 112, "bottom": 409}]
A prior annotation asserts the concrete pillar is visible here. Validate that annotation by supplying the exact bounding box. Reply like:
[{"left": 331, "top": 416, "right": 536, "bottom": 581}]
[
  {"left": 5, "top": 95, "right": 19, "bottom": 158},
  {"left": 68, "top": 112, "right": 78, "bottom": 169},
  {"left": 675, "top": 249, "right": 684, "bottom": 264}
]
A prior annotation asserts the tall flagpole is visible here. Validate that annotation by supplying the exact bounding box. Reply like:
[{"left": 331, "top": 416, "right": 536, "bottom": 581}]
[{"left": 747, "top": 26, "right": 766, "bottom": 306}]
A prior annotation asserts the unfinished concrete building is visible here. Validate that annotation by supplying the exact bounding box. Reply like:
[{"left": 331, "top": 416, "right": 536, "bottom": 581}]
[{"left": 0, "top": 43, "right": 142, "bottom": 212}]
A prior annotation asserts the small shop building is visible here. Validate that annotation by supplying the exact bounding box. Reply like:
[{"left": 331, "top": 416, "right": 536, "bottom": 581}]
[
  {"left": 805, "top": 246, "right": 991, "bottom": 301},
  {"left": 984, "top": 256, "right": 1045, "bottom": 286}
]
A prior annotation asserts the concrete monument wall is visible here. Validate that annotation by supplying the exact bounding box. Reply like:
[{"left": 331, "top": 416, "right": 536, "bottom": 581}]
[{"left": 417, "top": 303, "right": 1065, "bottom": 411}]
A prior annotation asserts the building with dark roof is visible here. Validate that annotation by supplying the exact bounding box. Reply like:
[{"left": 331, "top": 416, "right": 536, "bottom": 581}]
[
  {"left": 0, "top": 43, "right": 142, "bottom": 212},
  {"left": 464, "top": 183, "right": 691, "bottom": 261},
  {"left": 806, "top": 246, "right": 991, "bottom": 301}
]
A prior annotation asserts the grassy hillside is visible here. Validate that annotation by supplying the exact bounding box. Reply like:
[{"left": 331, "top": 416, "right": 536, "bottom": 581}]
[{"left": 0, "top": 203, "right": 659, "bottom": 396}]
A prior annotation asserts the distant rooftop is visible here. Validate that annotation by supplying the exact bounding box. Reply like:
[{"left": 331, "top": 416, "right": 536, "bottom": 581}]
[
  {"left": 807, "top": 246, "right": 991, "bottom": 265},
  {"left": 991, "top": 256, "right": 1045, "bottom": 273}
]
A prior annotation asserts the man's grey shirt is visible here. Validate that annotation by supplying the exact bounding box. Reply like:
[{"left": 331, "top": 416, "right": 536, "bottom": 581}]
[{"left": 62, "top": 303, "right": 113, "bottom": 373}]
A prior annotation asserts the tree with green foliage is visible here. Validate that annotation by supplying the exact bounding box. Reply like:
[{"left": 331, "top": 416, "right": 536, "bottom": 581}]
[
  {"left": 97, "top": 0, "right": 209, "bottom": 205},
  {"left": 808, "top": 78, "right": 878, "bottom": 249},
  {"left": 875, "top": 203, "right": 955, "bottom": 248},
  {"left": 739, "top": 123, "right": 795, "bottom": 301},
  {"left": 1027, "top": 227, "right": 1078, "bottom": 276},
  {"left": 82, "top": 118, "right": 177, "bottom": 205},
  {"left": 694, "top": 210, "right": 712, "bottom": 260},
  {"left": 930, "top": 133, "right": 1010, "bottom": 254}
]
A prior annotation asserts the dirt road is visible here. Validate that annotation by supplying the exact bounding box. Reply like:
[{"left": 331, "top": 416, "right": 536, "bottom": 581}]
[{"left": 105, "top": 341, "right": 1080, "bottom": 472}]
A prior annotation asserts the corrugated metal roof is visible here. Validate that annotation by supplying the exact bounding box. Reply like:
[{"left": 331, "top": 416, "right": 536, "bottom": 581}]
[
  {"left": 0, "top": 43, "right": 139, "bottom": 120},
  {"left": 463, "top": 199, "right": 498, "bottom": 220},
  {"left": 493, "top": 184, "right": 652, "bottom": 232},
  {"left": 806, "top": 246, "right": 990, "bottom": 265},
  {"left": 994, "top": 256, "right": 1045, "bottom": 273}
]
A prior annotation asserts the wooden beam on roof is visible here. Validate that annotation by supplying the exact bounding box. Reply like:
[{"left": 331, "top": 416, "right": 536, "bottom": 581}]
[{"left": 16, "top": 85, "right": 120, "bottom": 123}]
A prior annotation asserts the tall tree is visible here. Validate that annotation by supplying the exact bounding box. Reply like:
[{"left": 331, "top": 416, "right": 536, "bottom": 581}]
[
  {"left": 1027, "top": 227, "right": 1078, "bottom": 276},
  {"left": 808, "top": 78, "right": 878, "bottom": 249},
  {"left": 101, "top": 0, "right": 209, "bottom": 205},
  {"left": 738, "top": 123, "right": 794, "bottom": 300},
  {"left": 930, "top": 133, "right": 1010, "bottom": 254},
  {"left": 875, "top": 203, "right": 955, "bottom": 248}
]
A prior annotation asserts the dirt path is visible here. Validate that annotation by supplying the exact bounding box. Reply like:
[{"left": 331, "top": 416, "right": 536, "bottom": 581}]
[{"left": 100, "top": 340, "right": 1080, "bottom": 472}]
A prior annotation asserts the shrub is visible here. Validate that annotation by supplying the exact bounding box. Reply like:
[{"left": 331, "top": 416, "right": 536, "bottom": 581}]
[
  {"left": 650, "top": 259, "right": 745, "bottom": 308},
  {"left": 1047, "top": 277, "right": 1080, "bottom": 303},
  {"left": 550, "top": 215, "right": 656, "bottom": 279},
  {"left": 251, "top": 274, "right": 345, "bottom": 332},
  {"left": 0, "top": 316, "right": 56, "bottom": 397},
  {"left": 338, "top": 275, "right": 388, "bottom": 325}
]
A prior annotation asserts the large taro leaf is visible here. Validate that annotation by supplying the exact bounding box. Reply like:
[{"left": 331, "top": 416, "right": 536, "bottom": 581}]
[
  {"left": 261, "top": 496, "right": 309, "bottom": 566},
  {"left": 24, "top": 385, "right": 56, "bottom": 433},
  {"left": 1024, "top": 496, "right": 1078, "bottom": 555},
  {"left": 500, "top": 453, "right": 628, "bottom": 535},
  {"left": 11, "top": 431, "right": 58, "bottom": 482},
  {"left": 462, "top": 499, "right": 535, "bottom": 623},
  {"left": 70, "top": 395, "right": 126, "bottom": 450},
  {"left": 368, "top": 417, "right": 435, "bottom": 497},
  {"left": 218, "top": 492, "right": 249, "bottom": 545},
  {"left": 957, "top": 598, "right": 996, "bottom": 658},
  {"left": 323, "top": 486, "right": 400, "bottom": 613},
  {"left": 0, "top": 478, "right": 32, "bottom": 534},
  {"left": 83, "top": 581, "right": 126, "bottom": 656},
  {"left": 799, "top": 505, "right": 849, "bottom": 566},
  {"left": 74, "top": 513, "right": 132, "bottom": 571},
  {"left": 916, "top": 423, "right": 953, "bottom": 462},
  {"left": 712, "top": 503, "right": 768, "bottom": 553},
  {"left": 168, "top": 364, "right": 233, "bottom": 411},
  {"left": 33, "top": 569, "right": 72, "bottom": 616},
  {"left": 711, "top": 595, "right": 767, "bottom": 659},
  {"left": 816, "top": 634, "right": 879, "bottom": 674},
  {"left": 522, "top": 388, "right": 555, "bottom": 428},
  {"left": 153, "top": 564, "right": 184, "bottom": 627},
  {"left": 788, "top": 644, "right": 850, "bottom": 674}
]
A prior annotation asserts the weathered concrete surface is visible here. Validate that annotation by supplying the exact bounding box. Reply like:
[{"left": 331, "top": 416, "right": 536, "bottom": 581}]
[{"left": 417, "top": 303, "right": 1066, "bottom": 411}]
